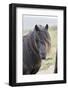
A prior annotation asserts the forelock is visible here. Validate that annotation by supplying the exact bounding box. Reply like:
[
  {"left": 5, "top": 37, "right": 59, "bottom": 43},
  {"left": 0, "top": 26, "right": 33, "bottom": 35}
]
[{"left": 38, "top": 25, "right": 44, "bottom": 31}]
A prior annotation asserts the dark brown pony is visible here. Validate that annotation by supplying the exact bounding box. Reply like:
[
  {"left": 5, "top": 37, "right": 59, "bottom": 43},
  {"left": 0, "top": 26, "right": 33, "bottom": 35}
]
[{"left": 23, "top": 24, "right": 51, "bottom": 75}]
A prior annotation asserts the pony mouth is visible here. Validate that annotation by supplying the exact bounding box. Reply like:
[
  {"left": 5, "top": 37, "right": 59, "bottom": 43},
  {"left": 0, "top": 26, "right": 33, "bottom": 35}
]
[
  {"left": 40, "top": 55, "right": 46, "bottom": 59},
  {"left": 42, "top": 57, "right": 45, "bottom": 59}
]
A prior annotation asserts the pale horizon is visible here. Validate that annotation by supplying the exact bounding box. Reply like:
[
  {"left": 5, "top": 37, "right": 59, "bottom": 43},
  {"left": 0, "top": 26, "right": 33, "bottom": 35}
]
[{"left": 22, "top": 15, "right": 57, "bottom": 30}]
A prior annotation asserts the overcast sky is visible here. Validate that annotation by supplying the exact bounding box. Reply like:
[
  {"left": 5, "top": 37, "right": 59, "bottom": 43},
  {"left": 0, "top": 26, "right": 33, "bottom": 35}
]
[{"left": 22, "top": 15, "right": 57, "bottom": 30}]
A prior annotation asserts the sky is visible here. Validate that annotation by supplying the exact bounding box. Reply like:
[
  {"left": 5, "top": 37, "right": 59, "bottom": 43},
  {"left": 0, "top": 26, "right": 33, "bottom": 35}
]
[{"left": 22, "top": 14, "right": 57, "bottom": 30}]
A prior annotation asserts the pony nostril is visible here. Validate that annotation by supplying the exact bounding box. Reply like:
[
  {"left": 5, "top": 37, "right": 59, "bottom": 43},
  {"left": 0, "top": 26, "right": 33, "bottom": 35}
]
[{"left": 41, "top": 53, "right": 45, "bottom": 56}]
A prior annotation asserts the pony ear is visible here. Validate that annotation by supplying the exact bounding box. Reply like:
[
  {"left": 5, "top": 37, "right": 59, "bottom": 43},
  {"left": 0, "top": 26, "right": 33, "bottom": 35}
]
[
  {"left": 35, "top": 24, "right": 39, "bottom": 31},
  {"left": 45, "top": 24, "right": 48, "bottom": 30}
]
